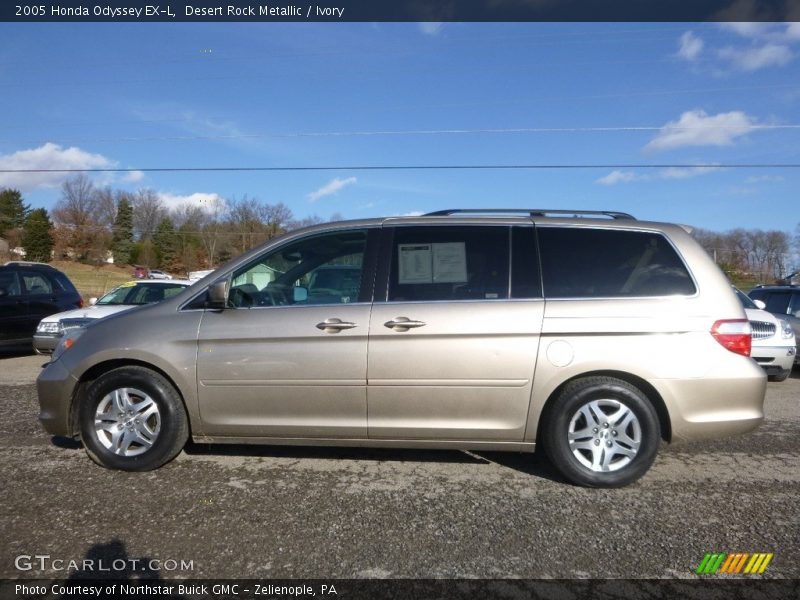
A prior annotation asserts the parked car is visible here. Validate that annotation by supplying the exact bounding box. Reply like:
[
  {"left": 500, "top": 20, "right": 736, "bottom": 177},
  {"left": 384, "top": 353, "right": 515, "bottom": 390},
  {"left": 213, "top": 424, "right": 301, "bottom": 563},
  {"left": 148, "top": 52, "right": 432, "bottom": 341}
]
[
  {"left": 734, "top": 288, "right": 795, "bottom": 382},
  {"left": 0, "top": 261, "right": 82, "bottom": 350},
  {"left": 748, "top": 285, "right": 800, "bottom": 366},
  {"left": 147, "top": 269, "right": 172, "bottom": 280},
  {"left": 37, "top": 209, "right": 767, "bottom": 487},
  {"left": 33, "top": 279, "right": 192, "bottom": 354}
]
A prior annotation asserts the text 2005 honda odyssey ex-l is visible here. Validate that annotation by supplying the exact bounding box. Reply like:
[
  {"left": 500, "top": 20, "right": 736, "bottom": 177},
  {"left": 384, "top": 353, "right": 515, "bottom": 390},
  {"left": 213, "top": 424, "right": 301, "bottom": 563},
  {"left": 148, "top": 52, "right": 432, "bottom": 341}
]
[{"left": 37, "top": 209, "right": 766, "bottom": 487}]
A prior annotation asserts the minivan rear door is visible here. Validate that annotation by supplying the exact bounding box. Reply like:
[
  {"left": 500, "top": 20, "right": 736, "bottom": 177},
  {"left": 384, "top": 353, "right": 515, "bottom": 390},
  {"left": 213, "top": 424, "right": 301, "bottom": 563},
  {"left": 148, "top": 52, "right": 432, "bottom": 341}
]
[{"left": 366, "top": 224, "right": 543, "bottom": 442}]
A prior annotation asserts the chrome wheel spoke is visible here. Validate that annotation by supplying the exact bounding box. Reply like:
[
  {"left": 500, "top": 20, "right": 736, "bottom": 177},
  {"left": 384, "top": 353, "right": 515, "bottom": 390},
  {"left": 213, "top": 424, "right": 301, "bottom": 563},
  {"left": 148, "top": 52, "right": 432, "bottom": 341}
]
[
  {"left": 94, "top": 387, "right": 161, "bottom": 457},
  {"left": 568, "top": 426, "right": 595, "bottom": 442},
  {"left": 568, "top": 398, "right": 642, "bottom": 473}
]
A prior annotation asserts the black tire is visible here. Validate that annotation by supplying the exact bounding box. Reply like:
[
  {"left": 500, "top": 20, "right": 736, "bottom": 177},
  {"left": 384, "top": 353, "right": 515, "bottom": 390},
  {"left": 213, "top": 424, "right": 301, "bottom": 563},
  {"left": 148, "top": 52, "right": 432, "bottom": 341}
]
[
  {"left": 79, "top": 366, "right": 189, "bottom": 471},
  {"left": 768, "top": 369, "right": 790, "bottom": 383},
  {"left": 541, "top": 376, "right": 660, "bottom": 488}
]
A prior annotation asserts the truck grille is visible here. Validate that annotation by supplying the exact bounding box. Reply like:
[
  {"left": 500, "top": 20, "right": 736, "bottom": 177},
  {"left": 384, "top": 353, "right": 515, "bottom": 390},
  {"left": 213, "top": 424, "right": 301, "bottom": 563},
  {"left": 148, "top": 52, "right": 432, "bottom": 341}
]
[{"left": 750, "top": 320, "right": 776, "bottom": 340}]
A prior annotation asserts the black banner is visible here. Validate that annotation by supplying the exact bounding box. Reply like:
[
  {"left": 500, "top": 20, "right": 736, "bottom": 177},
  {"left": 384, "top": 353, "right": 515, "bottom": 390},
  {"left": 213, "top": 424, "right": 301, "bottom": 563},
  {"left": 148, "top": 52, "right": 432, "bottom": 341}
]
[
  {"left": 2, "top": 579, "right": 799, "bottom": 600},
  {"left": 2, "top": 0, "right": 798, "bottom": 23}
]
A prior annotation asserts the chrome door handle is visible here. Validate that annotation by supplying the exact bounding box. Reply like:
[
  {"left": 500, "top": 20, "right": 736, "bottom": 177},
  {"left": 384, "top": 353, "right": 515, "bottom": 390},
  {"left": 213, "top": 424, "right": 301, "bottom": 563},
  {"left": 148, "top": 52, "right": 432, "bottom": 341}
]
[
  {"left": 384, "top": 317, "right": 426, "bottom": 331},
  {"left": 316, "top": 318, "right": 357, "bottom": 333}
]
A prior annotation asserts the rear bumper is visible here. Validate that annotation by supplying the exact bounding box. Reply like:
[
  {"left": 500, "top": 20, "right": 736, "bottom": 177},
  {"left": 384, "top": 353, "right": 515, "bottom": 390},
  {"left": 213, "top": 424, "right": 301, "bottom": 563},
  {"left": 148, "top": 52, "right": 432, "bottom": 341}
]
[
  {"left": 36, "top": 359, "right": 79, "bottom": 437},
  {"left": 655, "top": 360, "right": 767, "bottom": 442}
]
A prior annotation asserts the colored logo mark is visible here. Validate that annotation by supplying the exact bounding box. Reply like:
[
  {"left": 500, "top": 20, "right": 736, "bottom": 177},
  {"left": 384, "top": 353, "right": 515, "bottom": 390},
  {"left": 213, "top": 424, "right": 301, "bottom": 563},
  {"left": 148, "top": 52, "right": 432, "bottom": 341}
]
[{"left": 696, "top": 552, "right": 773, "bottom": 575}]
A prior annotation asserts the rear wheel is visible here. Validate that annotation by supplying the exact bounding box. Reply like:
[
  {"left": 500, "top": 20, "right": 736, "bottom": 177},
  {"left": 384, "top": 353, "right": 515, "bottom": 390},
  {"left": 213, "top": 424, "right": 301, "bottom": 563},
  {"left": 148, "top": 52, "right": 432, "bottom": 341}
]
[
  {"left": 541, "top": 376, "right": 660, "bottom": 488},
  {"left": 79, "top": 366, "right": 188, "bottom": 471}
]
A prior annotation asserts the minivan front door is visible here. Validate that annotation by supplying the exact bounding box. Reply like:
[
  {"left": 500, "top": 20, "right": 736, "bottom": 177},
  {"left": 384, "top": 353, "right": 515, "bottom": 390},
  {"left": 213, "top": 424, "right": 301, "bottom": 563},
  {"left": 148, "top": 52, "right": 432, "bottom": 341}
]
[
  {"left": 196, "top": 228, "right": 376, "bottom": 439},
  {"left": 367, "top": 225, "right": 544, "bottom": 441}
]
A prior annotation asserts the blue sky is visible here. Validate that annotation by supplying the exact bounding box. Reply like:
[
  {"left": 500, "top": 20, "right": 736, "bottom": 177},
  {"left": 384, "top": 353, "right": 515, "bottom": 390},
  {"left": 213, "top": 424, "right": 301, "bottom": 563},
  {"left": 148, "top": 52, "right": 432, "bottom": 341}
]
[{"left": 1, "top": 22, "right": 799, "bottom": 232}]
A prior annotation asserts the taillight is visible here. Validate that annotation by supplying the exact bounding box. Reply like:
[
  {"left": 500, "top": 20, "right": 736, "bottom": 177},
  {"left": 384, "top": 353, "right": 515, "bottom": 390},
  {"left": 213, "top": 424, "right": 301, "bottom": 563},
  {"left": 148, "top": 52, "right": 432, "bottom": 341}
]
[
  {"left": 78, "top": 297, "right": 84, "bottom": 308},
  {"left": 710, "top": 319, "right": 751, "bottom": 357}
]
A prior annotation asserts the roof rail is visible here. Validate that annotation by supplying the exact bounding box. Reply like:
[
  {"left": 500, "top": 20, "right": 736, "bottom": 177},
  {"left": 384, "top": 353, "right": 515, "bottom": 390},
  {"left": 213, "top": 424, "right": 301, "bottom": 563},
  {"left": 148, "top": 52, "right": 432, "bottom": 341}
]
[
  {"left": 423, "top": 209, "right": 636, "bottom": 220},
  {"left": 3, "top": 260, "right": 54, "bottom": 268}
]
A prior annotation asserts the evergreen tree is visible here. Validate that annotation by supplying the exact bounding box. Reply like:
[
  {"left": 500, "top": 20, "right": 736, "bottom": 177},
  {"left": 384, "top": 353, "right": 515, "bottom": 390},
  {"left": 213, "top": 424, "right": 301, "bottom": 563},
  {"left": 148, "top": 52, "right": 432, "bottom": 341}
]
[
  {"left": 111, "top": 196, "right": 134, "bottom": 264},
  {"left": 22, "top": 208, "right": 54, "bottom": 262},
  {"left": 0, "top": 188, "right": 30, "bottom": 238},
  {"left": 153, "top": 216, "right": 177, "bottom": 268}
]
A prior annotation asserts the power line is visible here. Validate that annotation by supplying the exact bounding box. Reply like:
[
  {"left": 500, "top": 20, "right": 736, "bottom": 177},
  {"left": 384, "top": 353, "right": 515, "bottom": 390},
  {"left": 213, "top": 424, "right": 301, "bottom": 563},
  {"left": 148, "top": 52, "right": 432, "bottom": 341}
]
[
  {"left": 3, "top": 124, "right": 800, "bottom": 146},
  {"left": 3, "top": 164, "right": 800, "bottom": 174}
]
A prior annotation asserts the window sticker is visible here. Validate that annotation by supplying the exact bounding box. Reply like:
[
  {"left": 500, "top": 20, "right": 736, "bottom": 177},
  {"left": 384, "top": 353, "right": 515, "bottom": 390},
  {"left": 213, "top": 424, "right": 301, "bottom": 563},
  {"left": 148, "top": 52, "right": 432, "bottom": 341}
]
[
  {"left": 432, "top": 242, "right": 467, "bottom": 283},
  {"left": 398, "top": 244, "right": 433, "bottom": 284}
]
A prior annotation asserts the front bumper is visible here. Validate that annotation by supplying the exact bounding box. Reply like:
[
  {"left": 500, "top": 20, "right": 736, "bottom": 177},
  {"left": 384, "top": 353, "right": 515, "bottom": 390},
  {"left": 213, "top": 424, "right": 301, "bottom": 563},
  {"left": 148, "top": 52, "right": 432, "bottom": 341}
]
[
  {"left": 752, "top": 344, "right": 796, "bottom": 374},
  {"left": 37, "top": 359, "right": 79, "bottom": 437},
  {"left": 32, "top": 333, "right": 61, "bottom": 354}
]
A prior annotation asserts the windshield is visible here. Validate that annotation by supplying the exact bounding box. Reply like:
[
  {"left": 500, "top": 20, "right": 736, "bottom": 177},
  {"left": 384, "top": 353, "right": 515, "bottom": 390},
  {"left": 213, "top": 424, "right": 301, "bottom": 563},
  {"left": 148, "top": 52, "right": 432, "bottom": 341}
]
[
  {"left": 96, "top": 282, "right": 186, "bottom": 305},
  {"left": 734, "top": 288, "right": 758, "bottom": 310}
]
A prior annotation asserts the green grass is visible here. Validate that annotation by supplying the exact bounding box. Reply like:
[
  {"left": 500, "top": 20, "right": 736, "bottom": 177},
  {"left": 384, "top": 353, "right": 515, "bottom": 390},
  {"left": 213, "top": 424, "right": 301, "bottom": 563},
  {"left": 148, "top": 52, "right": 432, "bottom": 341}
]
[{"left": 50, "top": 262, "right": 133, "bottom": 301}]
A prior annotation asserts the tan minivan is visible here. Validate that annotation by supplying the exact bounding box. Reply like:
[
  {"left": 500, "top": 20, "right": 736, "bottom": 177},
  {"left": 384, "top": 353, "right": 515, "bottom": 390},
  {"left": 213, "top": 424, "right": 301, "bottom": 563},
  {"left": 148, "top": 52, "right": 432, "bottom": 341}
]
[{"left": 37, "top": 209, "right": 766, "bottom": 487}]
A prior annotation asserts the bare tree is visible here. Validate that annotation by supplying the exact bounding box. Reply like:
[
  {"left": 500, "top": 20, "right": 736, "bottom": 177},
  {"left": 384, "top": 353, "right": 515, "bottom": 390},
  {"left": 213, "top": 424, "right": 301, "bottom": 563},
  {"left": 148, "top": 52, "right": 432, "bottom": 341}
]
[
  {"left": 132, "top": 189, "right": 166, "bottom": 240},
  {"left": 52, "top": 174, "right": 108, "bottom": 261},
  {"left": 52, "top": 174, "right": 99, "bottom": 228}
]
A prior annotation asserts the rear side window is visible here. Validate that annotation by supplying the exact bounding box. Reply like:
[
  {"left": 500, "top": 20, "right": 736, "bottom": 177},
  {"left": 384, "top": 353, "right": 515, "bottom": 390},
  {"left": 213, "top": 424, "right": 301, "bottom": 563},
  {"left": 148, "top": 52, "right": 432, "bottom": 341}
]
[
  {"left": 388, "top": 226, "right": 509, "bottom": 302},
  {"left": 21, "top": 271, "right": 53, "bottom": 295},
  {"left": 538, "top": 227, "right": 696, "bottom": 298}
]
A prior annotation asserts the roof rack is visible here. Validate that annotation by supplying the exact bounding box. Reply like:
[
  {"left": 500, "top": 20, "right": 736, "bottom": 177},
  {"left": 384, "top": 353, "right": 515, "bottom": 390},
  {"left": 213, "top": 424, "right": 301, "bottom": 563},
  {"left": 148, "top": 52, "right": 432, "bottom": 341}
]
[{"left": 423, "top": 209, "right": 636, "bottom": 220}]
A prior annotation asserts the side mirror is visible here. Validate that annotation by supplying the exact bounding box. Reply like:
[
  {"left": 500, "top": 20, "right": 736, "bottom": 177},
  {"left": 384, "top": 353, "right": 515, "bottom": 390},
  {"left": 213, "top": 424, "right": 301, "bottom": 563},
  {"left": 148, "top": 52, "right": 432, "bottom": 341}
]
[
  {"left": 89, "top": 297, "right": 98, "bottom": 305},
  {"left": 207, "top": 278, "right": 229, "bottom": 309},
  {"left": 293, "top": 286, "right": 308, "bottom": 303},
  {"left": 754, "top": 299, "right": 766, "bottom": 310}
]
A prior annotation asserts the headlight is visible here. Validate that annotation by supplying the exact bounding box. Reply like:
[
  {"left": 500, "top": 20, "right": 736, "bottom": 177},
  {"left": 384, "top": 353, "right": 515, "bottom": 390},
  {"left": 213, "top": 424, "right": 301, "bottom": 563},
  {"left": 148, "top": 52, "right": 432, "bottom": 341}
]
[
  {"left": 50, "top": 328, "right": 86, "bottom": 362},
  {"left": 780, "top": 320, "right": 795, "bottom": 340},
  {"left": 36, "top": 321, "right": 62, "bottom": 334}
]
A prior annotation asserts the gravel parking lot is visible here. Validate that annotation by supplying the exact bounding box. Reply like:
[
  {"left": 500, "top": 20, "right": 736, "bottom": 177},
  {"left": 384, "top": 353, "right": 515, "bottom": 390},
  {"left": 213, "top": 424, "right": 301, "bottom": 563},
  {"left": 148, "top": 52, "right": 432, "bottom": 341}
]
[{"left": 1, "top": 352, "right": 798, "bottom": 580}]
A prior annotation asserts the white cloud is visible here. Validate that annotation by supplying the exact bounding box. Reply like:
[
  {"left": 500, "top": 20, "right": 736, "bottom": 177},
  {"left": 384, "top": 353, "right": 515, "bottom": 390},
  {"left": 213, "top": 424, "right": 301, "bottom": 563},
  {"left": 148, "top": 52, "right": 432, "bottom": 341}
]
[
  {"left": 677, "top": 31, "right": 704, "bottom": 61},
  {"left": 123, "top": 170, "right": 145, "bottom": 183},
  {"left": 418, "top": 22, "right": 443, "bottom": 36},
  {"left": 719, "top": 22, "right": 772, "bottom": 38},
  {"left": 158, "top": 192, "right": 225, "bottom": 213},
  {"left": 658, "top": 166, "right": 722, "bottom": 179},
  {"left": 307, "top": 176, "right": 357, "bottom": 203},
  {"left": 0, "top": 142, "right": 113, "bottom": 191},
  {"left": 644, "top": 109, "right": 757, "bottom": 152},
  {"left": 400, "top": 211, "right": 424, "bottom": 216},
  {"left": 596, "top": 170, "right": 639, "bottom": 185},
  {"left": 745, "top": 174, "right": 784, "bottom": 183},
  {"left": 596, "top": 166, "right": 721, "bottom": 185},
  {"left": 718, "top": 43, "right": 793, "bottom": 71}
]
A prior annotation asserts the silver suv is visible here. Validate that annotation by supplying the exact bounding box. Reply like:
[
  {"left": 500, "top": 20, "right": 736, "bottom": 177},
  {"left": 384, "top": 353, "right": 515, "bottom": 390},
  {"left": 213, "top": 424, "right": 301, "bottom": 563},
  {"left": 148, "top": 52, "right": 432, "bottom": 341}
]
[{"left": 36, "top": 209, "right": 766, "bottom": 487}]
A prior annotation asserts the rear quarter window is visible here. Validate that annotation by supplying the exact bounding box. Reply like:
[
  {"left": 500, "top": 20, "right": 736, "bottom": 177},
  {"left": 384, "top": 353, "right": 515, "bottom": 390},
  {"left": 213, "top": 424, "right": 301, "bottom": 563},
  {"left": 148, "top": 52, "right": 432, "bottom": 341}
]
[{"left": 538, "top": 227, "right": 696, "bottom": 298}]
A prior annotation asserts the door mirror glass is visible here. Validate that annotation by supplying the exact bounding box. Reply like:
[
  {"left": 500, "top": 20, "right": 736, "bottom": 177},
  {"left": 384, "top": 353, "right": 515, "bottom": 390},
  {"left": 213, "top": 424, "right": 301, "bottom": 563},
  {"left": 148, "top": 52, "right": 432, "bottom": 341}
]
[
  {"left": 89, "top": 297, "right": 98, "bottom": 305},
  {"left": 293, "top": 286, "right": 308, "bottom": 303},
  {"left": 207, "top": 279, "right": 229, "bottom": 308},
  {"left": 754, "top": 299, "right": 766, "bottom": 310}
]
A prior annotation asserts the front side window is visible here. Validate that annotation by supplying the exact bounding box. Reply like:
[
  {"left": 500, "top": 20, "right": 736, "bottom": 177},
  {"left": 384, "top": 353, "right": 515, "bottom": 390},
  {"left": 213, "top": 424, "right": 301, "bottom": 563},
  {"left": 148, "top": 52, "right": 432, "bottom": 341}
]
[
  {"left": 0, "top": 271, "right": 21, "bottom": 297},
  {"left": 228, "top": 229, "right": 368, "bottom": 308},
  {"left": 759, "top": 292, "right": 791, "bottom": 315},
  {"left": 387, "top": 226, "right": 509, "bottom": 302},
  {"left": 538, "top": 227, "right": 696, "bottom": 298}
]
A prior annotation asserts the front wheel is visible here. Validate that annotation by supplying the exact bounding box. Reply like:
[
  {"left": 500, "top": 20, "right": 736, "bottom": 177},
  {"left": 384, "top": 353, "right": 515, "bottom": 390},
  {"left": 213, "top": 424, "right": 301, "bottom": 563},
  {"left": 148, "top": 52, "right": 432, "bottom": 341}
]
[
  {"left": 541, "top": 376, "right": 660, "bottom": 488},
  {"left": 79, "top": 366, "right": 189, "bottom": 471},
  {"left": 768, "top": 369, "right": 790, "bottom": 383}
]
